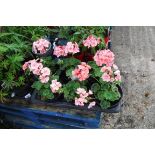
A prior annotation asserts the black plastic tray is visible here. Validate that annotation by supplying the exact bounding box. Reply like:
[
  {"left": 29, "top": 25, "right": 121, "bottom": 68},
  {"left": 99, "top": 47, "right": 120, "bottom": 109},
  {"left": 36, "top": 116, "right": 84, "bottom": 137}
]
[{"left": 31, "top": 86, "right": 123, "bottom": 113}]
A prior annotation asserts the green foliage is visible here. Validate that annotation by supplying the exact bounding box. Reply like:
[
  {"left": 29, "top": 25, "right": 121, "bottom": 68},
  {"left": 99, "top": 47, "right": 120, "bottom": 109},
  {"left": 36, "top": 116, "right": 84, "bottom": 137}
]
[
  {"left": 32, "top": 80, "right": 54, "bottom": 100},
  {"left": 40, "top": 89, "right": 54, "bottom": 100},
  {"left": 102, "top": 89, "right": 120, "bottom": 101},
  {"left": 91, "top": 83, "right": 100, "bottom": 93},
  {"left": 87, "top": 61, "right": 97, "bottom": 68},
  {"left": 88, "top": 65, "right": 121, "bottom": 109},
  {"left": 0, "top": 26, "right": 56, "bottom": 101},
  {"left": 42, "top": 57, "right": 57, "bottom": 67},
  {"left": 61, "top": 57, "right": 80, "bottom": 70},
  {"left": 88, "top": 61, "right": 102, "bottom": 77},
  {"left": 96, "top": 83, "right": 120, "bottom": 109},
  {"left": 100, "top": 81, "right": 111, "bottom": 90},
  {"left": 0, "top": 90, "right": 8, "bottom": 103},
  {"left": 2, "top": 73, "right": 20, "bottom": 91},
  {"left": 97, "top": 84, "right": 120, "bottom": 101},
  {"left": 100, "top": 100, "right": 111, "bottom": 109},
  {"left": 57, "top": 26, "right": 72, "bottom": 39},
  {"left": 58, "top": 26, "right": 107, "bottom": 48},
  {"left": 51, "top": 75, "right": 59, "bottom": 80},
  {"left": 0, "top": 53, "right": 25, "bottom": 91},
  {"left": 17, "top": 76, "right": 25, "bottom": 86},
  {"left": 93, "top": 66, "right": 103, "bottom": 77},
  {"left": 0, "top": 26, "right": 58, "bottom": 42},
  {"left": 66, "top": 68, "right": 74, "bottom": 77},
  {"left": 62, "top": 81, "right": 80, "bottom": 102},
  {"left": 32, "top": 81, "right": 44, "bottom": 91}
]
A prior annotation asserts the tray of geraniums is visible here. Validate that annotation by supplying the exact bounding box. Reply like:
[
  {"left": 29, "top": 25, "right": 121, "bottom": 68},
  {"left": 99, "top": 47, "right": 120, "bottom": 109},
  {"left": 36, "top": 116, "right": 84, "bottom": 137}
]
[{"left": 22, "top": 33, "right": 122, "bottom": 113}]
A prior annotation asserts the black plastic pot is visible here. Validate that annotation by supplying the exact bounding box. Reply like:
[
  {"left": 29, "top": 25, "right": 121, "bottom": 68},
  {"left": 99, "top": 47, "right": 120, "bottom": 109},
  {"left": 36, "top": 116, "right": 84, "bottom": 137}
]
[
  {"left": 8, "top": 74, "right": 35, "bottom": 100},
  {"left": 31, "top": 85, "right": 123, "bottom": 113},
  {"left": 55, "top": 38, "right": 68, "bottom": 46}
]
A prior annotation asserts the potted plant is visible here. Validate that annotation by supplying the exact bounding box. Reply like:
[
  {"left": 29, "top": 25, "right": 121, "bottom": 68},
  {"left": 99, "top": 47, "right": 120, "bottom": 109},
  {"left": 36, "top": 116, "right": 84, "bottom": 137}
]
[
  {"left": 32, "top": 37, "right": 53, "bottom": 57},
  {"left": 23, "top": 30, "right": 122, "bottom": 112},
  {"left": 0, "top": 26, "right": 58, "bottom": 102},
  {"left": 57, "top": 26, "right": 110, "bottom": 62},
  {"left": 0, "top": 26, "right": 122, "bottom": 113}
]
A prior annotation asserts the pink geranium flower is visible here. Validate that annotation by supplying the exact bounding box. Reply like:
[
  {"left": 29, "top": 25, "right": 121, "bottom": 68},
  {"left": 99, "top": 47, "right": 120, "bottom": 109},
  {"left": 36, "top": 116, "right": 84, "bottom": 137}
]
[
  {"left": 114, "top": 70, "right": 121, "bottom": 81},
  {"left": 65, "top": 42, "right": 80, "bottom": 54},
  {"left": 72, "top": 62, "right": 91, "bottom": 81},
  {"left": 100, "top": 64, "right": 121, "bottom": 82},
  {"left": 75, "top": 97, "right": 87, "bottom": 106},
  {"left": 53, "top": 46, "right": 67, "bottom": 57},
  {"left": 101, "top": 73, "right": 111, "bottom": 82},
  {"left": 39, "top": 67, "right": 51, "bottom": 83},
  {"left": 78, "top": 62, "right": 91, "bottom": 70},
  {"left": 32, "top": 62, "right": 43, "bottom": 75},
  {"left": 88, "top": 101, "right": 96, "bottom": 109},
  {"left": 50, "top": 79, "right": 62, "bottom": 93},
  {"left": 33, "top": 38, "right": 51, "bottom": 54},
  {"left": 74, "top": 88, "right": 95, "bottom": 108},
  {"left": 114, "top": 70, "right": 120, "bottom": 75},
  {"left": 83, "top": 35, "right": 101, "bottom": 48},
  {"left": 94, "top": 49, "right": 115, "bottom": 67},
  {"left": 113, "top": 64, "right": 118, "bottom": 70},
  {"left": 88, "top": 90, "right": 93, "bottom": 95},
  {"left": 22, "top": 62, "right": 29, "bottom": 71},
  {"left": 101, "top": 66, "right": 113, "bottom": 75},
  {"left": 53, "top": 42, "right": 80, "bottom": 57},
  {"left": 23, "top": 59, "right": 43, "bottom": 76},
  {"left": 28, "top": 60, "right": 39, "bottom": 71},
  {"left": 76, "top": 88, "right": 89, "bottom": 98},
  {"left": 22, "top": 59, "right": 51, "bottom": 83},
  {"left": 76, "top": 88, "right": 87, "bottom": 95},
  {"left": 41, "top": 67, "right": 51, "bottom": 76},
  {"left": 115, "top": 74, "right": 121, "bottom": 81},
  {"left": 39, "top": 75, "right": 49, "bottom": 83},
  {"left": 32, "top": 68, "right": 41, "bottom": 75}
]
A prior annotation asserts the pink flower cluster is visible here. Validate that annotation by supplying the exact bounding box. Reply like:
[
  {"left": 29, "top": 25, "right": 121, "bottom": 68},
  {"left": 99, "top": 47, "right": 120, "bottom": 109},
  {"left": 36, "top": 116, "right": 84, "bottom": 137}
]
[
  {"left": 53, "top": 46, "right": 66, "bottom": 57},
  {"left": 94, "top": 49, "right": 115, "bottom": 67},
  {"left": 50, "top": 79, "right": 62, "bottom": 93},
  {"left": 75, "top": 88, "right": 96, "bottom": 109},
  {"left": 39, "top": 67, "right": 50, "bottom": 83},
  {"left": 72, "top": 62, "right": 91, "bottom": 81},
  {"left": 83, "top": 35, "right": 101, "bottom": 48},
  {"left": 53, "top": 42, "right": 80, "bottom": 57},
  {"left": 65, "top": 42, "right": 80, "bottom": 54},
  {"left": 33, "top": 38, "right": 51, "bottom": 54},
  {"left": 101, "top": 64, "right": 121, "bottom": 82},
  {"left": 22, "top": 59, "right": 51, "bottom": 83}
]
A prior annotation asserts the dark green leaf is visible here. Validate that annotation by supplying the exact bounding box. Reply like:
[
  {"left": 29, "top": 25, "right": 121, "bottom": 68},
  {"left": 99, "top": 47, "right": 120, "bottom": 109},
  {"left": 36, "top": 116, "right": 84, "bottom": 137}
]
[
  {"left": 32, "top": 81, "right": 43, "bottom": 91},
  {"left": 66, "top": 68, "right": 73, "bottom": 77},
  {"left": 100, "top": 100, "right": 111, "bottom": 109},
  {"left": 91, "top": 83, "right": 100, "bottom": 93}
]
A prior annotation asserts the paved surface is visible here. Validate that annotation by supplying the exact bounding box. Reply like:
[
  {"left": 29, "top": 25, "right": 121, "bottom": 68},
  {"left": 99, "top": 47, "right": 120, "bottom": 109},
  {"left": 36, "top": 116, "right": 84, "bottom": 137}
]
[{"left": 101, "top": 26, "right": 155, "bottom": 128}]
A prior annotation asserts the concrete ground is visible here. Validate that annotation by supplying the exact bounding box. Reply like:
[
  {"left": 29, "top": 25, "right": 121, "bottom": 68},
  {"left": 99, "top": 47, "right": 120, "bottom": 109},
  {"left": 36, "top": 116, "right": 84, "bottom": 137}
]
[{"left": 101, "top": 26, "right": 155, "bottom": 128}]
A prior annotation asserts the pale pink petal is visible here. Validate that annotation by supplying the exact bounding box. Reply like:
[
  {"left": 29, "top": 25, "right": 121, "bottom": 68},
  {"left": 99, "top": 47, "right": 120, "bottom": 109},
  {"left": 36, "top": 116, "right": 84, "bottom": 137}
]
[{"left": 88, "top": 101, "right": 96, "bottom": 109}]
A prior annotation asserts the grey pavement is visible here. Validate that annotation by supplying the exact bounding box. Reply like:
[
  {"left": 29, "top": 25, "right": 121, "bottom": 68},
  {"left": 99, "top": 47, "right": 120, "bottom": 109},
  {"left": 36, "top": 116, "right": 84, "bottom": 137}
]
[{"left": 101, "top": 26, "right": 155, "bottom": 128}]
